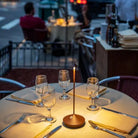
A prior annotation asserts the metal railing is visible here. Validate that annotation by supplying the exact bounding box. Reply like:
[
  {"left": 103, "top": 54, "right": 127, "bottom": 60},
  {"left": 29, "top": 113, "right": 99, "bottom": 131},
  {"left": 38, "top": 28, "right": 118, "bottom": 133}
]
[
  {"left": 0, "top": 40, "right": 79, "bottom": 76},
  {"left": 0, "top": 44, "right": 12, "bottom": 76}
]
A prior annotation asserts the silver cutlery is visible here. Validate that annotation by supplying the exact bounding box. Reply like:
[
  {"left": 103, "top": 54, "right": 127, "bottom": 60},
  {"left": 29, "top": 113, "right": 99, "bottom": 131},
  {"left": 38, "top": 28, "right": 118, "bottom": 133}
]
[
  {"left": 101, "top": 107, "right": 138, "bottom": 119},
  {"left": 96, "top": 88, "right": 107, "bottom": 98},
  {"left": 43, "top": 125, "right": 62, "bottom": 138},
  {"left": 5, "top": 98, "right": 35, "bottom": 106},
  {"left": 65, "top": 83, "right": 83, "bottom": 93},
  {"left": 88, "top": 120, "right": 126, "bottom": 138},
  {"left": 0, "top": 114, "right": 26, "bottom": 134}
]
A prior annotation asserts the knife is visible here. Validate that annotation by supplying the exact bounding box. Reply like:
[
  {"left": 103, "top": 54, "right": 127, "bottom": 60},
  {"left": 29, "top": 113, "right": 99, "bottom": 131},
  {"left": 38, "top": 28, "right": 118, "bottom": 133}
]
[
  {"left": 43, "top": 125, "right": 62, "bottom": 138},
  {"left": 5, "top": 98, "right": 35, "bottom": 106},
  {"left": 88, "top": 120, "right": 126, "bottom": 138},
  {"left": 96, "top": 87, "right": 107, "bottom": 98},
  {"left": 102, "top": 107, "right": 138, "bottom": 119},
  {"left": 88, "top": 120, "right": 128, "bottom": 134},
  {"left": 65, "top": 83, "right": 83, "bottom": 93}
]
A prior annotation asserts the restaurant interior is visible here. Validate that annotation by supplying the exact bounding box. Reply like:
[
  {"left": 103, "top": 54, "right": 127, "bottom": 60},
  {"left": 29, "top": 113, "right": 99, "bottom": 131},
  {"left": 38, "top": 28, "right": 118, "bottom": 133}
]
[{"left": 0, "top": 0, "right": 138, "bottom": 138}]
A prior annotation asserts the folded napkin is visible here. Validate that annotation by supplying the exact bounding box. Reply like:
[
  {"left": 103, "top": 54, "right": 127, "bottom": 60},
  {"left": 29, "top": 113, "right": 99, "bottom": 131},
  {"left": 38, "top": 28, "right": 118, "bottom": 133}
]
[
  {"left": 120, "top": 44, "right": 138, "bottom": 49},
  {"left": 118, "top": 29, "right": 138, "bottom": 48},
  {"left": 120, "top": 35, "right": 138, "bottom": 41},
  {"left": 118, "top": 29, "right": 137, "bottom": 37},
  {"left": 91, "top": 109, "right": 138, "bottom": 134},
  {"left": 11, "top": 87, "right": 40, "bottom": 104},
  {"left": 68, "top": 84, "right": 107, "bottom": 100}
]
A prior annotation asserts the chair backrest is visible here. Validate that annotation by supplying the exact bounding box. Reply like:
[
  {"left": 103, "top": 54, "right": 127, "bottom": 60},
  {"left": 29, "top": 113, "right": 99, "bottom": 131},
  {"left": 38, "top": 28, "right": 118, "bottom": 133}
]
[
  {"left": 99, "top": 76, "right": 138, "bottom": 102},
  {"left": 99, "top": 76, "right": 120, "bottom": 85},
  {"left": 22, "top": 28, "right": 34, "bottom": 41},
  {"left": 22, "top": 28, "right": 48, "bottom": 42},
  {"left": 117, "top": 76, "right": 138, "bottom": 100},
  {"left": 0, "top": 77, "right": 26, "bottom": 99}
]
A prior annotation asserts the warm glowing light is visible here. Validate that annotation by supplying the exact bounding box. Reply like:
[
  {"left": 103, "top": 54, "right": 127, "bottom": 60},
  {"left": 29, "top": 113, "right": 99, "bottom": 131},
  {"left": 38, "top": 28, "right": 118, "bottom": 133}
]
[
  {"left": 11, "top": 2, "right": 17, "bottom": 7},
  {"left": 73, "top": 66, "right": 75, "bottom": 83},
  {"left": 1, "top": 2, "right": 8, "bottom": 6},
  {"left": 70, "top": 0, "right": 74, "bottom": 3},
  {"left": 1, "top": 2, "right": 17, "bottom": 7},
  {"left": 56, "top": 18, "right": 65, "bottom": 25},
  {"left": 77, "top": 0, "right": 87, "bottom": 4}
]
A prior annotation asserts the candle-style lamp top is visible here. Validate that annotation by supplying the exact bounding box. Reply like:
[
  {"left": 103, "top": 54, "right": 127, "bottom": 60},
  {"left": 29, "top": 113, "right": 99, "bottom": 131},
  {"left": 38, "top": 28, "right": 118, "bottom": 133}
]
[{"left": 73, "top": 66, "right": 75, "bottom": 83}]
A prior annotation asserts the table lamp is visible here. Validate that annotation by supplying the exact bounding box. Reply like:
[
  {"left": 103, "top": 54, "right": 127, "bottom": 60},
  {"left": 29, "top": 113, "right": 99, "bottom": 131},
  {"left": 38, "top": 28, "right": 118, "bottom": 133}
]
[{"left": 63, "top": 66, "right": 85, "bottom": 128}]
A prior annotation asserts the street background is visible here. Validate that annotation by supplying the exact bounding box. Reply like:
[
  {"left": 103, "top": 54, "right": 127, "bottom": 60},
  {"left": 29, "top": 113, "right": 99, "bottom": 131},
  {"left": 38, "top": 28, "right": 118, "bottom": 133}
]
[{"left": 0, "top": 0, "right": 104, "bottom": 48}]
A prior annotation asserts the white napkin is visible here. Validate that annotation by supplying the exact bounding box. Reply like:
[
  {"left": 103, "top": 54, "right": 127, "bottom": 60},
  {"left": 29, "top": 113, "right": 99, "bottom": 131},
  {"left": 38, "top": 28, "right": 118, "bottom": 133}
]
[
  {"left": 11, "top": 87, "right": 40, "bottom": 104},
  {"left": 8, "top": 121, "right": 51, "bottom": 138},
  {"left": 118, "top": 29, "right": 137, "bottom": 36},
  {"left": 118, "top": 29, "right": 138, "bottom": 48},
  {"left": 68, "top": 84, "right": 107, "bottom": 100},
  {"left": 92, "top": 109, "right": 138, "bottom": 134}
]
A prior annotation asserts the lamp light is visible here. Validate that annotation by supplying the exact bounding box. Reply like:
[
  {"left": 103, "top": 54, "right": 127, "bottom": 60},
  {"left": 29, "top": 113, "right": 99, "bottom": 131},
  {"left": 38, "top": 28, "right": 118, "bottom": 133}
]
[{"left": 63, "top": 66, "right": 85, "bottom": 128}]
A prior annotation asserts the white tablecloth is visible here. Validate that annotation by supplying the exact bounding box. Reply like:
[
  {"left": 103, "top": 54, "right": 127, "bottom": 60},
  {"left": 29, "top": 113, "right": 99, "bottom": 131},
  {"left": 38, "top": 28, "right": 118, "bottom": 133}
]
[
  {"left": 47, "top": 23, "right": 81, "bottom": 42},
  {"left": 0, "top": 83, "right": 138, "bottom": 138}
]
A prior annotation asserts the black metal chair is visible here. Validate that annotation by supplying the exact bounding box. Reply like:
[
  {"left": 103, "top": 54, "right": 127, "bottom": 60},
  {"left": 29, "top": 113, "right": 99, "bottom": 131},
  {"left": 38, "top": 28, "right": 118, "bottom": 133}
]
[
  {"left": 21, "top": 27, "right": 50, "bottom": 61},
  {"left": 99, "top": 76, "right": 138, "bottom": 102},
  {"left": 21, "top": 28, "right": 49, "bottom": 43},
  {"left": 0, "top": 77, "right": 26, "bottom": 99},
  {"left": 74, "top": 27, "right": 99, "bottom": 80},
  {"left": 99, "top": 76, "right": 120, "bottom": 85}
]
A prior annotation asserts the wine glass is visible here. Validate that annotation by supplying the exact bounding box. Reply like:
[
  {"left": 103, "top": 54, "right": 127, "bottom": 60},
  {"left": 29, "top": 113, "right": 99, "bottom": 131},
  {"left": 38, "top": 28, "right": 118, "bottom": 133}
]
[
  {"left": 58, "top": 70, "right": 70, "bottom": 100},
  {"left": 35, "top": 75, "right": 47, "bottom": 107},
  {"left": 42, "top": 85, "right": 56, "bottom": 123},
  {"left": 86, "top": 77, "right": 99, "bottom": 111}
]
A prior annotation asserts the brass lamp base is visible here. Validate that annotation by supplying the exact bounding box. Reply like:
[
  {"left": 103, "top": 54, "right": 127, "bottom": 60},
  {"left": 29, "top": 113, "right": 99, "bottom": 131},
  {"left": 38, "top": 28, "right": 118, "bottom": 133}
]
[{"left": 63, "top": 114, "right": 85, "bottom": 128}]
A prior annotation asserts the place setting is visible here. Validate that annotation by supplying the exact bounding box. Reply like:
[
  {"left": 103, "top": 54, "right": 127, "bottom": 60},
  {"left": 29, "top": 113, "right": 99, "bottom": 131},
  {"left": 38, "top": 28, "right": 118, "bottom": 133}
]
[
  {"left": 0, "top": 67, "right": 138, "bottom": 138},
  {"left": 67, "top": 77, "right": 111, "bottom": 108}
]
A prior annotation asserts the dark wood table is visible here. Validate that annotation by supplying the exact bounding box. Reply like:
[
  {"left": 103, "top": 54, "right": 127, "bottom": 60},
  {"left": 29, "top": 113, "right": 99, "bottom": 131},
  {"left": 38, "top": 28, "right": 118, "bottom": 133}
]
[{"left": 96, "top": 36, "right": 138, "bottom": 82}]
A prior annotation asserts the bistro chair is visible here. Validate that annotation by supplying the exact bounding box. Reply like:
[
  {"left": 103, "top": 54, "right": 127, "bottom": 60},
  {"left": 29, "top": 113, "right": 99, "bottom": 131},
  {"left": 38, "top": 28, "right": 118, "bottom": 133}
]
[
  {"left": 22, "top": 28, "right": 49, "bottom": 43},
  {"left": 99, "top": 76, "right": 138, "bottom": 101},
  {"left": 0, "top": 77, "right": 26, "bottom": 99},
  {"left": 21, "top": 28, "right": 50, "bottom": 61},
  {"left": 74, "top": 27, "right": 100, "bottom": 80},
  {"left": 21, "top": 27, "right": 50, "bottom": 51}
]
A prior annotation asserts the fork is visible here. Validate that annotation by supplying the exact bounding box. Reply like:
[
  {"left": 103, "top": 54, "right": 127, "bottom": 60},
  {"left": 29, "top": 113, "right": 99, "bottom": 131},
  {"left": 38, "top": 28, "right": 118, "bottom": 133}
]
[
  {"left": 0, "top": 114, "right": 26, "bottom": 134},
  {"left": 88, "top": 120, "right": 126, "bottom": 138}
]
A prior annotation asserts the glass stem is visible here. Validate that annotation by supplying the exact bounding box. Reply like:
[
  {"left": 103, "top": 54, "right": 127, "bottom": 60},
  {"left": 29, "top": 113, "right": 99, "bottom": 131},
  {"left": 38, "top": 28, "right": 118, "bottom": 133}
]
[
  {"left": 63, "top": 89, "right": 66, "bottom": 95},
  {"left": 91, "top": 97, "right": 95, "bottom": 106},
  {"left": 48, "top": 108, "right": 51, "bottom": 118},
  {"left": 40, "top": 94, "right": 43, "bottom": 103}
]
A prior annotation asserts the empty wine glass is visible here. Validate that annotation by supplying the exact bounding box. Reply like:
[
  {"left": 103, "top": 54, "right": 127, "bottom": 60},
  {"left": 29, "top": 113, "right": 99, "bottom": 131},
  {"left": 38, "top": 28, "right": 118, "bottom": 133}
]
[
  {"left": 58, "top": 70, "right": 70, "bottom": 100},
  {"left": 86, "top": 77, "right": 99, "bottom": 111},
  {"left": 35, "top": 75, "right": 47, "bottom": 107},
  {"left": 42, "top": 85, "right": 56, "bottom": 123}
]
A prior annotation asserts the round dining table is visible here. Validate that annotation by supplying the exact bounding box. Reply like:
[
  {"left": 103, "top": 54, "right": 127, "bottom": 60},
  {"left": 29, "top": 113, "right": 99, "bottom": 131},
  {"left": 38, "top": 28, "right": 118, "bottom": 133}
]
[
  {"left": 0, "top": 83, "right": 138, "bottom": 138},
  {"left": 46, "top": 22, "right": 81, "bottom": 42}
]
